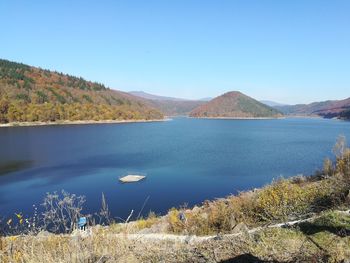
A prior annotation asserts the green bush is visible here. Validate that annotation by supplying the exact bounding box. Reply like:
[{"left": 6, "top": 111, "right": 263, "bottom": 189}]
[{"left": 254, "top": 179, "right": 310, "bottom": 222}]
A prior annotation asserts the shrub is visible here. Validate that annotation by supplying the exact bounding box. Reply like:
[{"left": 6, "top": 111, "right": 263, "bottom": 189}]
[
  {"left": 135, "top": 212, "right": 159, "bottom": 230},
  {"left": 167, "top": 208, "right": 183, "bottom": 233},
  {"left": 227, "top": 190, "right": 261, "bottom": 226},
  {"left": 323, "top": 158, "right": 334, "bottom": 177},
  {"left": 336, "top": 149, "right": 350, "bottom": 179},
  {"left": 42, "top": 191, "right": 86, "bottom": 234},
  {"left": 254, "top": 179, "right": 310, "bottom": 222}
]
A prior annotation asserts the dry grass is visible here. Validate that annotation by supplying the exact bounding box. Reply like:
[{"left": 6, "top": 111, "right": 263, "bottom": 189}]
[
  {"left": 1, "top": 223, "right": 350, "bottom": 263},
  {"left": 166, "top": 173, "right": 349, "bottom": 236}
]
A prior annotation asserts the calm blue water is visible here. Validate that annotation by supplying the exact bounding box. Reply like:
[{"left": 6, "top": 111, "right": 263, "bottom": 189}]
[{"left": 1, "top": 117, "right": 350, "bottom": 220}]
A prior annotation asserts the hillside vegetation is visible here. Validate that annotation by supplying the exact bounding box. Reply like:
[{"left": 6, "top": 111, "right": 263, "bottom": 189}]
[
  {"left": 0, "top": 59, "right": 163, "bottom": 123},
  {"left": 1, "top": 136, "right": 350, "bottom": 262},
  {"left": 274, "top": 98, "right": 350, "bottom": 119},
  {"left": 340, "top": 109, "right": 350, "bottom": 120},
  {"left": 190, "top": 91, "right": 283, "bottom": 118}
]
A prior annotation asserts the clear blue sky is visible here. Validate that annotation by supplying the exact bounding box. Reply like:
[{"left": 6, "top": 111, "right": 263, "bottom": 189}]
[{"left": 1, "top": 0, "right": 349, "bottom": 104}]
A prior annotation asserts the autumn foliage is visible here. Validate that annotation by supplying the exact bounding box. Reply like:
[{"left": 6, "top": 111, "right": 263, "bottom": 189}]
[{"left": 0, "top": 59, "right": 163, "bottom": 123}]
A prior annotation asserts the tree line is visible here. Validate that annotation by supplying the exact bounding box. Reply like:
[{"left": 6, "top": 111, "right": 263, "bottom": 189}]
[{"left": 0, "top": 98, "right": 162, "bottom": 123}]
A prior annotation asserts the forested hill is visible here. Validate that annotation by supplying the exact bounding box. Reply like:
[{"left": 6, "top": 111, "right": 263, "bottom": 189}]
[
  {"left": 190, "top": 91, "right": 283, "bottom": 118},
  {"left": 274, "top": 98, "right": 350, "bottom": 119},
  {"left": 0, "top": 59, "right": 163, "bottom": 123}
]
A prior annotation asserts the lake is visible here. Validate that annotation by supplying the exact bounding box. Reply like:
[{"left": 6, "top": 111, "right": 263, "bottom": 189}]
[{"left": 1, "top": 117, "right": 350, "bottom": 220}]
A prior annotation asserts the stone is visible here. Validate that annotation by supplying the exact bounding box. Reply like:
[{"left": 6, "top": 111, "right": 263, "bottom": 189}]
[
  {"left": 229, "top": 214, "right": 236, "bottom": 230},
  {"left": 231, "top": 222, "right": 249, "bottom": 234},
  {"left": 36, "top": 230, "right": 51, "bottom": 237}
]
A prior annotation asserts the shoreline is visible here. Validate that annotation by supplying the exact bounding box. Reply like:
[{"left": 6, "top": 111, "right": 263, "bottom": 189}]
[
  {"left": 0, "top": 115, "right": 344, "bottom": 128},
  {"left": 188, "top": 115, "right": 343, "bottom": 120},
  {"left": 0, "top": 118, "right": 169, "bottom": 128},
  {"left": 188, "top": 116, "right": 285, "bottom": 120}
]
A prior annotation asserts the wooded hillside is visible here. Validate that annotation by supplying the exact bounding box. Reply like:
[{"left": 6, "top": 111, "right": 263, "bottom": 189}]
[
  {"left": 190, "top": 91, "right": 283, "bottom": 118},
  {"left": 0, "top": 59, "right": 163, "bottom": 123}
]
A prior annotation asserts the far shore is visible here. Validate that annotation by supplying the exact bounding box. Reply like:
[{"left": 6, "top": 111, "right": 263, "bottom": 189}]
[
  {"left": 188, "top": 116, "right": 286, "bottom": 120},
  {"left": 188, "top": 115, "right": 342, "bottom": 120},
  {"left": 0, "top": 115, "right": 342, "bottom": 128},
  {"left": 0, "top": 118, "right": 170, "bottom": 128}
]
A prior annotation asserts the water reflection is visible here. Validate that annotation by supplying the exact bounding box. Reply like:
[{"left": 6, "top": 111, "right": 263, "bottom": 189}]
[{"left": 0, "top": 160, "right": 34, "bottom": 176}]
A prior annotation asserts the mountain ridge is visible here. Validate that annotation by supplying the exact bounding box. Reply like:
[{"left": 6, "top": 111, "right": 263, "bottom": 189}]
[
  {"left": 260, "top": 100, "right": 288, "bottom": 107},
  {"left": 128, "top": 91, "right": 206, "bottom": 116},
  {"left": 128, "top": 91, "right": 188, "bottom": 102}
]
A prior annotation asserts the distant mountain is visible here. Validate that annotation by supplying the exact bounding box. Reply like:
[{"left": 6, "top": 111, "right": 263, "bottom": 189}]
[
  {"left": 128, "top": 91, "right": 205, "bottom": 116},
  {"left": 128, "top": 91, "right": 187, "bottom": 101},
  {"left": 199, "top": 97, "right": 213, "bottom": 101},
  {"left": 260, "top": 100, "right": 288, "bottom": 107},
  {"left": 274, "top": 98, "right": 350, "bottom": 119},
  {"left": 147, "top": 100, "right": 206, "bottom": 116},
  {"left": 0, "top": 59, "right": 163, "bottom": 123},
  {"left": 190, "top": 91, "right": 283, "bottom": 118}
]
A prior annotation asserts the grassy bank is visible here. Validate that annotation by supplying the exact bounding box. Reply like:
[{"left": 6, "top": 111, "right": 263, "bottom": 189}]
[
  {"left": 1, "top": 211, "right": 350, "bottom": 262},
  {"left": 1, "top": 136, "right": 350, "bottom": 262}
]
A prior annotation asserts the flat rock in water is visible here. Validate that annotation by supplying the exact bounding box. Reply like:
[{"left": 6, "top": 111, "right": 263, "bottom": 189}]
[{"left": 119, "top": 175, "right": 146, "bottom": 183}]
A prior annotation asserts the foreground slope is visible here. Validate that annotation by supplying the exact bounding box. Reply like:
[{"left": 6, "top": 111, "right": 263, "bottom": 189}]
[
  {"left": 0, "top": 59, "right": 163, "bottom": 123},
  {"left": 275, "top": 98, "right": 350, "bottom": 119},
  {"left": 190, "top": 91, "right": 283, "bottom": 118}
]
